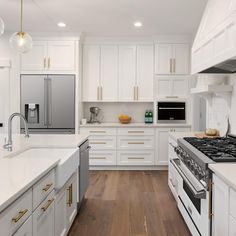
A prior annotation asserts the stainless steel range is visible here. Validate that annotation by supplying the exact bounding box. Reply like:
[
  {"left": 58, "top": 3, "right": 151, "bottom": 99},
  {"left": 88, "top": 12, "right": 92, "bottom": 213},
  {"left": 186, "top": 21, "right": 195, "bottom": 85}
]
[{"left": 171, "top": 134, "right": 236, "bottom": 236}]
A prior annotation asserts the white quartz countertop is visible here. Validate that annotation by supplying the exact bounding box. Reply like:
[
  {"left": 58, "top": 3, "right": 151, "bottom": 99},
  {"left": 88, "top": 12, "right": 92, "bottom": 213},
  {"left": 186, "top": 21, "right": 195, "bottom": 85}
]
[
  {"left": 0, "top": 133, "right": 89, "bottom": 213},
  {"left": 209, "top": 164, "right": 236, "bottom": 190},
  {"left": 169, "top": 132, "right": 200, "bottom": 142},
  {"left": 80, "top": 122, "right": 192, "bottom": 128}
]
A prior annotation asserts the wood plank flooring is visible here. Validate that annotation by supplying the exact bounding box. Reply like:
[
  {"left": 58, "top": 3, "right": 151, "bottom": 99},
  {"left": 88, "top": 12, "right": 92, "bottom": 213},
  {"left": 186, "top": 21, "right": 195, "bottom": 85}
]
[{"left": 68, "top": 170, "right": 191, "bottom": 236}]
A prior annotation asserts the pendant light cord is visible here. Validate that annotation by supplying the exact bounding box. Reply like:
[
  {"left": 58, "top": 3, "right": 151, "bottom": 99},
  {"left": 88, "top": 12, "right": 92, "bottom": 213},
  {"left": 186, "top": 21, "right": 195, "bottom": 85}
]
[{"left": 20, "top": 0, "right": 23, "bottom": 32}]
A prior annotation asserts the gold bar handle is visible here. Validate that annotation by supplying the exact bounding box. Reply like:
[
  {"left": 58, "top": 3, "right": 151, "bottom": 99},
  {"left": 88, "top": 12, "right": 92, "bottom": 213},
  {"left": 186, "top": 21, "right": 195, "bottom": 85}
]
[
  {"left": 128, "top": 131, "right": 144, "bottom": 134},
  {"left": 41, "top": 198, "right": 54, "bottom": 212},
  {"left": 90, "top": 130, "right": 106, "bottom": 133},
  {"left": 90, "top": 142, "right": 106, "bottom": 144},
  {"left": 128, "top": 142, "right": 145, "bottom": 144},
  {"left": 97, "top": 87, "right": 99, "bottom": 100},
  {"left": 12, "top": 209, "right": 28, "bottom": 223},
  {"left": 133, "top": 87, "right": 136, "bottom": 101},
  {"left": 42, "top": 183, "right": 53, "bottom": 192},
  {"left": 173, "top": 58, "right": 176, "bottom": 73},
  {"left": 170, "top": 58, "right": 172, "bottom": 73},
  {"left": 166, "top": 96, "right": 178, "bottom": 98},
  {"left": 136, "top": 86, "right": 139, "bottom": 101},
  {"left": 100, "top": 87, "right": 103, "bottom": 100},
  {"left": 128, "top": 157, "right": 145, "bottom": 160},
  {"left": 48, "top": 57, "right": 50, "bottom": 69},
  {"left": 90, "top": 157, "right": 106, "bottom": 160},
  {"left": 67, "top": 184, "right": 73, "bottom": 206},
  {"left": 44, "top": 58, "right": 46, "bottom": 69}
]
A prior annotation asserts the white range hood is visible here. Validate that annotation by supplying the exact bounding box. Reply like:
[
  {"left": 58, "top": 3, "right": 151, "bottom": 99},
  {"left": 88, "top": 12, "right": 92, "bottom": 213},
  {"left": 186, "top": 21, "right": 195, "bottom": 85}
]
[{"left": 192, "top": 0, "right": 236, "bottom": 74}]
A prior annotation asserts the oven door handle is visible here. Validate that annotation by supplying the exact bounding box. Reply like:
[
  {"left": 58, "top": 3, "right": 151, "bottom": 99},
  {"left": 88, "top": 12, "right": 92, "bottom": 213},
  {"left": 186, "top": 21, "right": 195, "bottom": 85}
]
[{"left": 171, "top": 159, "right": 206, "bottom": 199}]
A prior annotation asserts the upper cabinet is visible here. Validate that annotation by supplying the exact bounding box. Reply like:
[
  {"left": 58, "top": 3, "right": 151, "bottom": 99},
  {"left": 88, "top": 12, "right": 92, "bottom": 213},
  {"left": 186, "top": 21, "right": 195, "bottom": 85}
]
[
  {"left": 83, "top": 44, "right": 154, "bottom": 102},
  {"left": 21, "top": 40, "right": 76, "bottom": 73},
  {"left": 155, "top": 43, "right": 190, "bottom": 75}
]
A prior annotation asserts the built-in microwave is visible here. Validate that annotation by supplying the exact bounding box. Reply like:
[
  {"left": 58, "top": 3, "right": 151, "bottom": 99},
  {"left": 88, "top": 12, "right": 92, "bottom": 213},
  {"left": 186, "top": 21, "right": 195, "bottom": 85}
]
[{"left": 157, "top": 101, "right": 186, "bottom": 123}]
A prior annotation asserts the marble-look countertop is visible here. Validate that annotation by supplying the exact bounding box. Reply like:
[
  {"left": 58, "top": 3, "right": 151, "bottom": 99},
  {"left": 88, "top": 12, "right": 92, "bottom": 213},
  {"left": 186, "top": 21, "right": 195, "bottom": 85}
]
[
  {"left": 0, "top": 133, "right": 89, "bottom": 213},
  {"left": 209, "top": 164, "right": 236, "bottom": 190},
  {"left": 80, "top": 122, "right": 192, "bottom": 128},
  {"left": 169, "top": 131, "right": 200, "bottom": 142}
]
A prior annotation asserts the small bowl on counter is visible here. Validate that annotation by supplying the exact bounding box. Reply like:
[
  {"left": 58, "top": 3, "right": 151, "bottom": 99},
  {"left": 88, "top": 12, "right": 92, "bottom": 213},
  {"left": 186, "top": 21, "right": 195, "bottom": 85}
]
[{"left": 118, "top": 115, "right": 132, "bottom": 124}]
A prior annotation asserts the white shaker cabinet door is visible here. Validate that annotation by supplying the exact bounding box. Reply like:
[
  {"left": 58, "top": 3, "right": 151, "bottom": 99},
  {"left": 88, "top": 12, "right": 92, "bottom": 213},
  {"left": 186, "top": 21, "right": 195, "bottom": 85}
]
[
  {"left": 14, "top": 216, "right": 32, "bottom": 236},
  {"left": 136, "top": 45, "right": 154, "bottom": 101},
  {"left": 212, "top": 174, "right": 229, "bottom": 236},
  {"left": 100, "top": 45, "right": 118, "bottom": 101},
  {"left": 82, "top": 45, "right": 100, "bottom": 101},
  {"left": 173, "top": 44, "right": 189, "bottom": 75},
  {"left": 171, "top": 77, "right": 189, "bottom": 97},
  {"left": 47, "top": 41, "right": 75, "bottom": 71},
  {"left": 155, "top": 44, "right": 172, "bottom": 75},
  {"left": 118, "top": 45, "right": 136, "bottom": 101},
  {"left": 21, "top": 41, "right": 47, "bottom": 71}
]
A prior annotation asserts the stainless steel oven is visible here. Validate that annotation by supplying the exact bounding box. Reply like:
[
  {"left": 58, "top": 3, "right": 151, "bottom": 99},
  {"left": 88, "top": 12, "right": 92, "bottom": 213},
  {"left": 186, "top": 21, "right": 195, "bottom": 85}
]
[
  {"left": 171, "top": 158, "right": 211, "bottom": 236},
  {"left": 157, "top": 101, "right": 186, "bottom": 123}
]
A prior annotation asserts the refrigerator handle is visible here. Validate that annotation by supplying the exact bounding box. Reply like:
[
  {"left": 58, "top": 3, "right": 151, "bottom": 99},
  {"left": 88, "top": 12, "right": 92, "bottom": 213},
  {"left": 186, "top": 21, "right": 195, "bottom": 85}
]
[
  {"left": 44, "top": 78, "right": 48, "bottom": 126},
  {"left": 48, "top": 78, "right": 52, "bottom": 126}
]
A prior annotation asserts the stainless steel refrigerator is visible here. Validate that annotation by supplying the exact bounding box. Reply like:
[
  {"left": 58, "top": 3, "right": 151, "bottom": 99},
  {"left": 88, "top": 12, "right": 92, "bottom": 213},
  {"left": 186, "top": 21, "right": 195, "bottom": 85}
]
[{"left": 21, "top": 75, "right": 75, "bottom": 134}]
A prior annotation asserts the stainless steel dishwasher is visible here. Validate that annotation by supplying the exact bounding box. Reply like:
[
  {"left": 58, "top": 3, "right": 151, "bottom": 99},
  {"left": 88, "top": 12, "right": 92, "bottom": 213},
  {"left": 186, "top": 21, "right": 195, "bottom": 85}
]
[{"left": 78, "top": 140, "right": 90, "bottom": 207}]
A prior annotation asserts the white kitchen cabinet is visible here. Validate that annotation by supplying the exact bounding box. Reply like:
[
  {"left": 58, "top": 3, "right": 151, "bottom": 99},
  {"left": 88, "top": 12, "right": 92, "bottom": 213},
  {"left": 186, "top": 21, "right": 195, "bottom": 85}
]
[
  {"left": 55, "top": 186, "right": 67, "bottom": 236},
  {"left": 156, "top": 127, "right": 190, "bottom": 165},
  {"left": 66, "top": 172, "right": 78, "bottom": 228},
  {"left": 14, "top": 216, "right": 32, "bottom": 236},
  {"left": 100, "top": 45, "right": 118, "bottom": 101},
  {"left": 118, "top": 45, "right": 136, "bottom": 101},
  {"left": 82, "top": 45, "right": 100, "bottom": 101},
  {"left": 21, "top": 40, "right": 76, "bottom": 73},
  {"left": 33, "top": 191, "right": 55, "bottom": 236},
  {"left": 229, "top": 216, "right": 236, "bottom": 236},
  {"left": 156, "top": 76, "right": 189, "bottom": 98},
  {"left": 47, "top": 41, "right": 75, "bottom": 71},
  {"left": 212, "top": 174, "right": 229, "bottom": 236},
  {"left": 136, "top": 45, "right": 154, "bottom": 101},
  {"left": 21, "top": 41, "right": 47, "bottom": 71},
  {"left": 155, "top": 43, "right": 189, "bottom": 75},
  {"left": 89, "top": 150, "right": 117, "bottom": 166}
]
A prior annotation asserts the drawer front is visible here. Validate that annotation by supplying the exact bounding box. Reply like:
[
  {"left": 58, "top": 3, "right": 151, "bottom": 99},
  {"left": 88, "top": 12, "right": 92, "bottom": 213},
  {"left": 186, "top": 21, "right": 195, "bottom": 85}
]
[
  {"left": 230, "top": 188, "right": 236, "bottom": 220},
  {"left": 89, "top": 151, "right": 116, "bottom": 166},
  {"left": 117, "top": 128, "right": 154, "bottom": 136},
  {"left": 117, "top": 136, "right": 154, "bottom": 150},
  {"left": 0, "top": 189, "right": 32, "bottom": 236},
  {"left": 89, "top": 136, "right": 116, "bottom": 150},
  {"left": 33, "top": 170, "right": 55, "bottom": 210},
  {"left": 14, "top": 215, "right": 32, "bottom": 236},
  {"left": 168, "top": 137, "right": 177, "bottom": 160},
  {"left": 117, "top": 151, "right": 154, "bottom": 166},
  {"left": 168, "top": 161, "right": 179, "bottom": 201},
  {"left": 80, "top": 128, "right": 116, "bottom": 136}
]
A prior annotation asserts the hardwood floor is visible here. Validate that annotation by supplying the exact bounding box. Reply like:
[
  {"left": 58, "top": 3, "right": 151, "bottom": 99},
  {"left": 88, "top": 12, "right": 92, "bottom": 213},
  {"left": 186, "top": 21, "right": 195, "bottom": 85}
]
[{"left": 69, "top": 170, "right": 191, "bottom": 236}]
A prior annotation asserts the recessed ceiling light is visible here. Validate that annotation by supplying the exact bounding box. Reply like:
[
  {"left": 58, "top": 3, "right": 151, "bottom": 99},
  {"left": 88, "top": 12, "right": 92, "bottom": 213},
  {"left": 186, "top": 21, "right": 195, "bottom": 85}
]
[
  {"left": 57, "top": 22, "right": 66, "bottom": 28},
  {"left": 134, "top": 22, "right": 143, "bottom": 28}
]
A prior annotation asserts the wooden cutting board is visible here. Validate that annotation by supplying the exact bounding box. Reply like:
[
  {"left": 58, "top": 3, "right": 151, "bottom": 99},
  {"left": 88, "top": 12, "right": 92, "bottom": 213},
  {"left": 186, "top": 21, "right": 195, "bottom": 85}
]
[{"left": 195, "top": 133, "right": 219, "bottom": 139}]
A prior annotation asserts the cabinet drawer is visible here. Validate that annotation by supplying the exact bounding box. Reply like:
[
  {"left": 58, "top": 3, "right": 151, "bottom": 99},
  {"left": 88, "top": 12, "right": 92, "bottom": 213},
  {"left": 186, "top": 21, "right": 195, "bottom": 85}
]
[
  {"left": 229, "top": 216, "right": 236, "bottom": 236},
  {"left": 168, "top": 137, "right": 177, "bottom": 160},
  {"left": 230, "top": 188, "right": 236, "bottom": 220},
  {"left": 168, "top": 161, "right": 179, "bottom": 201},
  {"left": 33, "top": 170, "right": 55, "bottom": 210},
  {"left": 117, "top": 136, "right": 154, "bottom": 150},
  {"left": 89, "top": 151, "right": 116, "bottom": 166},
  {"left": 80, "top": 128, "right": 116, "bottom": 136},
  {"left": 89, "top": 136, "right": 116, "bottom": 150},
  {"left": 117, "top": 151, "right": 154, "bottom": 166},
  {"left": 117, "top": 128, "right": 154, "bottom": 136},
  {"left": 0, "top": 189, "right": 32, "bottom": 236},
  {"left": 14, "top": 215, "right": 32, "bottom": 236}
]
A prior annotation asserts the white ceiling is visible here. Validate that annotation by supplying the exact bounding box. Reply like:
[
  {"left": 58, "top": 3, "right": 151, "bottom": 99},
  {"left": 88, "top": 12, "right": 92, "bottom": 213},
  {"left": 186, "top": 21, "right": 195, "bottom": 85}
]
[{"left": 0, "top": 0, "right": 207, "bottom": 37}]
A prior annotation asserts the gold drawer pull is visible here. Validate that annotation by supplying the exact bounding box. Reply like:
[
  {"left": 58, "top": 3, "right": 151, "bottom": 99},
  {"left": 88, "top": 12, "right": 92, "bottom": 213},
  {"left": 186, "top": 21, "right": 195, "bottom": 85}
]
[
  {"left": 48, "top": 57, "right": 51, "bottom": 68},
  {"left": 128, "top": 131, "right": 144, "bottom": 134},
  {"left": 12, "top": 209, "right": 28, "bottom": 223},
  {"left": 90, "top": 131, "right": 106, "bottom": 133},
  {"left": 90, "top": 157, "right": 106, "bottom": 160},
  {"left": 128, "top": 157, "right": 145, "bottom": 160},
  {"left": 67, "top": 184, "right": 73, "bottom": 206},
  {"left": 44, "top": 58, "right": 46, "bottom": 68},
  {"left": 166, "top": 96, "right": 178, "bottom": 98},
  {"left": 42, "top": 183, "right": 53, "bottom": 192},
  {"left": 41, "top": 198, "right": 54, "bottom": 212},
  {"left": 90, "top": 142, "right": 107, "bottom": 144},
  {"left": 128, "top": 142, "right": 145, "bottom": 145}
]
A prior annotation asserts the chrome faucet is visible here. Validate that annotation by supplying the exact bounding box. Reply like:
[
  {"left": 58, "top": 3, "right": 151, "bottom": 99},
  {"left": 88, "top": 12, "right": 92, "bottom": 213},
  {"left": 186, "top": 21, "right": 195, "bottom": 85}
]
[{"left": 3, "top": 113, "right": 30, "bottom": 151}]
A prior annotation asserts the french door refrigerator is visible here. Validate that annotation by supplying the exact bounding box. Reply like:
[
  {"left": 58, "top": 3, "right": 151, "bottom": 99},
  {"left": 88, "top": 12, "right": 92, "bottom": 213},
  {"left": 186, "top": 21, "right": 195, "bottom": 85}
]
[{"left": 21, "top": 75, "right": 75, "bottom": 134}]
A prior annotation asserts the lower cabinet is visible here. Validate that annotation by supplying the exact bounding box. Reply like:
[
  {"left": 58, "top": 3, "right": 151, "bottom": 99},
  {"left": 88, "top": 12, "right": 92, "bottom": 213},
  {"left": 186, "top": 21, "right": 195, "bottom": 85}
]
[
  {"left": 14, "top": 216, "right": 33, "bottom": 236},
  {"left": 33, "top": 191, "right": 55, "bottom": 236},
  {"left": 55, "top": 172, "right": 78, "bottom": 236},
  {"left": 229, "top": 216, "right": 236, "bottom": 236},
  {"left": 156, "top": 127, "right": 190, "bottom": 165}
]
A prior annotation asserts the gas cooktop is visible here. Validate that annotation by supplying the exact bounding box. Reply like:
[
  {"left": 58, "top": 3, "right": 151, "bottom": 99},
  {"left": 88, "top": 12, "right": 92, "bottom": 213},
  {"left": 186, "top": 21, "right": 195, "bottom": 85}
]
[{"left": 184, "top": 136, "right": 236, "bottom": 162}]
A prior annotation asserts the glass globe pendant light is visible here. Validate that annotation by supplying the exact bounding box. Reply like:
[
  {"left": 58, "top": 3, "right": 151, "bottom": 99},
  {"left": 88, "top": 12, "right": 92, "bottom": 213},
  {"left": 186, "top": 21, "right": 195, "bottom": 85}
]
[
  {"left": 9, "top": 0, "right": 32, "bottom": 53},
  {"left": 0, "top": 17, "right": 4, "bottom": 36}
]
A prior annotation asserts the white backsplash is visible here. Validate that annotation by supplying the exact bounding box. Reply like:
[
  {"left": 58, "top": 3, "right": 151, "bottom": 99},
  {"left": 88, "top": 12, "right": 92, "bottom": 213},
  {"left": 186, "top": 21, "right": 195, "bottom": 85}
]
[
  {"left": 82, "top": 102, "right": 153, "bottom": 123},
  {"left": 207, "top": 75, "right": 236, "bottom": 134}
]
